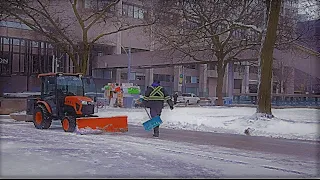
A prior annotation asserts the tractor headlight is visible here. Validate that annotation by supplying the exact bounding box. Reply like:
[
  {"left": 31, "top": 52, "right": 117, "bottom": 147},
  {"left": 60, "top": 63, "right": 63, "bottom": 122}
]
[{"left": 81, "top": 100, "right": 88, "bottom": 105}]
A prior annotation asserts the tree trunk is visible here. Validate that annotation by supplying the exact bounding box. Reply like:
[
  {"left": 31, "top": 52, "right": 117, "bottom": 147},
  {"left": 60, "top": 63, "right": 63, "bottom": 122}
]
[
  {"left": 216, "top": 61, "right": 225, "bottom": 106},
  {"left": 257, "top": 0, "right": 282, "bottom": 116},
  {"left": 81, "top": 48, "right": 89, "bottom": 75}
]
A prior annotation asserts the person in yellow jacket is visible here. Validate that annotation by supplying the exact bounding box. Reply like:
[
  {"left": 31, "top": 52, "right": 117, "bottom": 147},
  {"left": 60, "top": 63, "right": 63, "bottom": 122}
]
[{"left": 143, "top": 80, "right": 174, "bottom": 137}]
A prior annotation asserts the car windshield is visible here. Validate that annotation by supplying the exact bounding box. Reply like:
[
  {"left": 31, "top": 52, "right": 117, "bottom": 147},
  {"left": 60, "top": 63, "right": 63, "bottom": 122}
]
[{"left": 57, "top": 76, "right": 84, "bottom": 96}]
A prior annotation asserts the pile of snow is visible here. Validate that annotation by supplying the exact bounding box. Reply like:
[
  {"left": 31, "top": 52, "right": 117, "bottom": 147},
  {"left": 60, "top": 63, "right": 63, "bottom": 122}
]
[{"left": 96, "top": 106, "right": 319, "bottom": 141}]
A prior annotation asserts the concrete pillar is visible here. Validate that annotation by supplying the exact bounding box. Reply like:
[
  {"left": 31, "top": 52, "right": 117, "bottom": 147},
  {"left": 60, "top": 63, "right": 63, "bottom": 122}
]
[
  {"left": 241, "top": 62, "right": 250, "bottom": 94},
  {"left": 179, "top": 65, "right": 184, "bottom": 93},
  {"left": 115, "top": 69, "right": 121, "bottom": 85},
  {"left": 284, "top": 66, "right": 295, "bottom": 94},
  {"left": 199, "top": 64, "right": 208, "bottom": 97},
  {"left": 145, "top": 68, "right": 153, "bottom": 88},
  {"left": 173, "top": 65, "right": 180, "bottom": 93},
  {"left": 225, "top": 62, "right": 234, "bottom": 97}
]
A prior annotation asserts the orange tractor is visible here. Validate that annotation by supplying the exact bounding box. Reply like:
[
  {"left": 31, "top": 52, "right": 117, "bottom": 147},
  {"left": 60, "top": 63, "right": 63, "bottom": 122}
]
[{"left": 26, "top": 73, "right": 128, "bottom": 133}]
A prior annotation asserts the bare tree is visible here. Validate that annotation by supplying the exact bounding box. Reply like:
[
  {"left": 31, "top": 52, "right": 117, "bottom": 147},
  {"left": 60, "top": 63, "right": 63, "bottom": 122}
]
[
  {"left": 152, "top": 0, "right": 264, "bottom": 106},
  {"left": 1, "top": 0, "right": 155, "bottom": 74},
  {"left": 256, "top": 0, "right": 282, "bottom": 117}
]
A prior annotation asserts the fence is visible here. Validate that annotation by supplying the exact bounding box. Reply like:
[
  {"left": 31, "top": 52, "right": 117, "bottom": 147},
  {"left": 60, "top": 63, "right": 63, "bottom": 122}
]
[{"left": 232, "top": 93, "right": 320, "bottom": 107}]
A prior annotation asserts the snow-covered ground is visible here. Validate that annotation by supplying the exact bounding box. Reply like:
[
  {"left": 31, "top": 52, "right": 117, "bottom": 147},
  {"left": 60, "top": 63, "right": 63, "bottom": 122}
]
[
  {"left": 96, "top": 106, "right": 319, "bottom": 141},
  {"left": 0, "top": 116, "right": 318, "bottom": 178}
]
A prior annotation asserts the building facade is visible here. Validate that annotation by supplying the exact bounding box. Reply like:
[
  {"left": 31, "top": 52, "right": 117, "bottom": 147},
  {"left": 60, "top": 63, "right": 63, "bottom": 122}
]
[{"left": 0, "top": 0, "right": 319, "bottom": 96}]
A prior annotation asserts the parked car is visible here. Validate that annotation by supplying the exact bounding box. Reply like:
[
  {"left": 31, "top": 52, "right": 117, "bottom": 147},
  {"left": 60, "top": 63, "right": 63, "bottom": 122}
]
[{"left": 177, "top": 93, "right": 201, "bottom": 105}]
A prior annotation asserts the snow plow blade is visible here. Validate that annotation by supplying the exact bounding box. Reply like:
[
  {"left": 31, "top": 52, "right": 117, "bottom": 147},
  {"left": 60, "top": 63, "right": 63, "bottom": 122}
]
[{"left": 76, "top": 116, "right": 128, "bottom": 132}]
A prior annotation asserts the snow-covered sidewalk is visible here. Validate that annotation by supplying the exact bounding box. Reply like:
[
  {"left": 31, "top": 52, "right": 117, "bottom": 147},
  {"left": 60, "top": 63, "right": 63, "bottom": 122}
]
[{"left": 96, "top": 106, "right": 319, "bottom": 141}]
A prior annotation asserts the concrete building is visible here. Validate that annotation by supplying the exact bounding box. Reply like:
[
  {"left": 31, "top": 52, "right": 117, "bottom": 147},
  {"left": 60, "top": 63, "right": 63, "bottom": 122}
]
[{"left": 0, "top": 0, "right": 319, "bottom": 96}]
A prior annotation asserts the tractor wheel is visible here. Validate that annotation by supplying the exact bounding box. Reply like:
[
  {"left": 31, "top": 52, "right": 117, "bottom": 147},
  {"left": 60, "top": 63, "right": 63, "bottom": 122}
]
[
  {"left": 62, "top": 116, "right": 76, "bottom": 132},
  {"left": 33, "top": 105, "right": 52, "bottom": 129}
]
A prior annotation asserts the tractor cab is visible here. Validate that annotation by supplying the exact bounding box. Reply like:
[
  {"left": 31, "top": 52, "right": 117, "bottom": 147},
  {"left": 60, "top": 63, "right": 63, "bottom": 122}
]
[{"left": 35, "top": 73, "right": 94, "bottom": 118}]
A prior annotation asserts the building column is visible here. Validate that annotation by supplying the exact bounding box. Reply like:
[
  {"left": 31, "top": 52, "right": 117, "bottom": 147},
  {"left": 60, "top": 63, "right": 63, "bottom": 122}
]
[
  {"left": 145, "top": 68, "right": 153, "bottom": 88},
  {"left": 199, "top": 64, "right": 208, "bottom": 97},
  {"left": 225, "top": 62, "right": 234, "bottom": 97},
  {"left": 284, "top": 66, "right": 295, "bottom": 94},
  {"left": 173, "top": 65, "right": 182, "bottom": 93},
  {"left": 115, "top": 69, "right": 121, "bottom": 85},
  {"left": 241, "top": 62, "right": 250, "bottom": 94}
]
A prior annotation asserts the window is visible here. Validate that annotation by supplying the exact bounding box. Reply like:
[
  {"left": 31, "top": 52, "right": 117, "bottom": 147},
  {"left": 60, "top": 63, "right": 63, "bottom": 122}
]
[
  {"left": 32, "top": 41, "right": 39, "bottom": 48},
  {"left": 136, "top": 75, "right": 145, "bottom": 80},
  {"left": 191, "top": 76, "right": 198, "bottom": 83},
  {"left": 208, "top": 63, "right": 216, "bottom": 70},
  {"left": 133, "top": 6, "right": 139, "bottom": 18},
  {"left": 43, "top": 76, "right": 56, "bottom": 96},
  {"left": 12, "top": 39, "right": 20, "bottom": 45},
  {"left": 98, "top": 0, "right": 116, "bottom": 12},
  {"left": 122, "top": 3, "right": 128, "bottom": 16},
  {"left": 12, "top": 54, "right": 20, "bottom": 73},
  {"left": 153, "top": 74, "right": 159, "bottom": 81},
  {"left": 122, "top": 3, "right": 147, "bottom": 19},
  {"left": 128, "top": 5, "right": 134, "bottom": 17},
  {"left": 138, "top": 8, "right": 144, "bottom": 19},
  {"left": 0, "top": 21, "right": 31, "bottom": 30},
  {"left": 121, "top": 72, "right": 127, "bottom": 80},
  {"left": 234, "top": 79, "right": 242, "bottom": 89},
  {"left": 185, "top": 64, "right": 197, "bottom": 69},
  {"left": 185, "top": 76, "right": 191, "bottom": 83},
  {"left": 159, "top": 74, "right": 166, "bottom": 81},
  {"left": 249, "top": 66, "right": 258, "bottom": 74},
  {"left": 32, "top": 55, "right": 39, "bottom": 73},
  {"left": 103, "top": 70, "right": 112, "bottom": 79},
  {"left": 3, "top": 37, "right": 9, "bottom": 44},
  {"left": 165, "top": 75, "right": 171, "bottom": 82}
]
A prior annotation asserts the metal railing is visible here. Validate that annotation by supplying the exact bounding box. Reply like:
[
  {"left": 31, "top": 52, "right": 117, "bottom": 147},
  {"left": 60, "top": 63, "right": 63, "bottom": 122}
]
[{"left": 232, "top": 93, "right": 320, "bottom": 107}]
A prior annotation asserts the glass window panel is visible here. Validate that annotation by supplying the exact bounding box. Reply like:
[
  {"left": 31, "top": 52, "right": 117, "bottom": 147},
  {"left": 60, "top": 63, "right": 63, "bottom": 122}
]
[
  {"left": 128, "top": 5, "right": 133, "bottom": 17},
  {"left": 20, "top": 54, "right": 25, "bottom": 72},
  {"left": 133, "top": 6, "right": 139, "bottom": 18},
  {"left": 138, "top": 8, "right": 144, "bottom": 19},
  {"left": 191, "top": 76, "right": 198, "bottom": 83},
  {"left": 12, "top": 38, "right": 20, "bottom": 45},
  {"left": 20, "top": 39, "right": 25, "bottom": 46},
  {"left": 103, "top": 70, "right": 112, "bottom": 79},
  {"left": 121, "top": 72, "right": 127, "bottom": 80},
  {"left": 186, "top": 76, "right": 191, "bottom": 83},
  {"left": 32, "top": 41, "right": 39, "bottom": 47},
  {"left": 0, "top": 20, "right": 6, "bottom": 27},
  {"left": 165, "top": 75, "right": 171, "bottom": 82},
  {"left": 3, "top": 37, "right": 10, "bottom": 44},
  {"left": 122, "top": 4, "right": 128, "bottom": 16},
  {"left": 12, "top": 54, "right": 20, "bottom": 72},
  {"left": 32, "top": 54, "right": 39, "bottom": 73}
]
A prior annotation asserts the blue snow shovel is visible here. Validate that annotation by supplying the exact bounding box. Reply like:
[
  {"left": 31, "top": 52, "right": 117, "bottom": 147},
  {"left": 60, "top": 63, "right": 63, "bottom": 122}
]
[{"left": 142, "top": 107, "right": 163, "bottom": 131}]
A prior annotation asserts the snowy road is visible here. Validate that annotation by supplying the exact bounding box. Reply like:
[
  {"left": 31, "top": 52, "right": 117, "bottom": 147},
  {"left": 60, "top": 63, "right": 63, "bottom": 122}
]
[{"left": 0, "top": 116, "right": 319, "bottom": 178}]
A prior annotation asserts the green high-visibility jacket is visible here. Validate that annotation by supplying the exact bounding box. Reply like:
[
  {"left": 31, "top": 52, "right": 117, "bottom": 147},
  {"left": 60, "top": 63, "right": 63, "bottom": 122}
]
[{"left": 143, "top": 86, "right": 171, "bottom": 101}]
